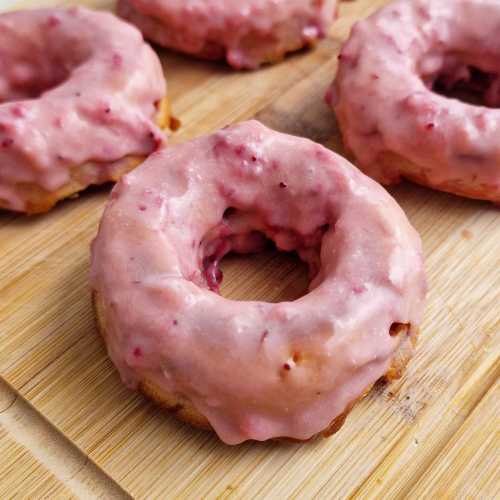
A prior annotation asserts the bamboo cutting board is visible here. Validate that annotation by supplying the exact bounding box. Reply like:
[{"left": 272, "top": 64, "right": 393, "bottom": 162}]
[{"left": 0, "top": 0, "right": 499, "bottom": 498}]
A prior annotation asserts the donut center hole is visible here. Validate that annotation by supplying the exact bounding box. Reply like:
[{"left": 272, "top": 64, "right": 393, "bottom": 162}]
[
  {"left": 0, "top": 23, "right": 91, "bottom": 103},
  {"left": 430, "top": 64, "right": 500, "bottom": 108},
  {"left": 200, "top": 211, "right": 329, "bottom": 303},
  {"left": 219, "top": 244, "right": 310, "bottom": 303},
  {"left": 0, "top": 63, "right": 71, "bottom": 103}
]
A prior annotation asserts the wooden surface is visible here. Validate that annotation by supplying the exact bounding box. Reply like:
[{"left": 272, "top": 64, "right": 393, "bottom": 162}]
[{"left": 1, "top": 0, "right": 499, "bottom": 498}]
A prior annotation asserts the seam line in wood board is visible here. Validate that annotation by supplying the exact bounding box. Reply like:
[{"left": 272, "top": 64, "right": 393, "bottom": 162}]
[
  {"left": 0, "top": 376, "right": 131, "bottom": 499},
  {"left": 4, "top": 292, "right": 94, "bottom": 383},
  {"left": 8, "top": 327, "right": 88, "bottom": 392},
  {"left": 347, "top": 349, "right": 500, "bottom": 500},
  {"left": 85, "top": 392, "right": 153, "bottom": 456}
]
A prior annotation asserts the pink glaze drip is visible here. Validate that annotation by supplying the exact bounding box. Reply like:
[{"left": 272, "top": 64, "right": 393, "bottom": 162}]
[
  {"left": 328, "top": 0, "right": 500, "bottom": 202},
  {"left": 0, "top": 8, "right": 166, "bottom": 212},
  {"left": 118, "top": 0, "right": 338, "bottom": 69},
  {"left": 90, "top": 120, "right": 427, "bottom": 444}
]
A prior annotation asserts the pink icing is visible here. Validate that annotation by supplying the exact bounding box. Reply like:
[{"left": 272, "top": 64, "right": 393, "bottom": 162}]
[
  {"left": 90, "top": 120, "right": 426, "bottom": 444},
  {"left": 0, "top": 7, "right": 166, "bottom": 212},
  {"left": 328, "top": 0, "right": 500, "bottom": 202},
  {"left": 118, "top": 0, "right": 338, "bottom": 69}
]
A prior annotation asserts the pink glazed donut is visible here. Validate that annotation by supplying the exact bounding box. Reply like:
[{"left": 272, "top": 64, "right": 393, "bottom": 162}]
[
  {"left": 118, "top": 0, "right": 338, "bottom": 69},
  {"left": 328, "top": 0, "right": 500, "bottom": 202},
  {"left": 0, "top": 8, "right": 169, "bottom": 214},
  {"left": 91, "top": 120, "right": 426, "bottom": 444}
]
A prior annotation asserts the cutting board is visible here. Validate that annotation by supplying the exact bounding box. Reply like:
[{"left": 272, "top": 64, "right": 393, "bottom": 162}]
[{"left": 0, "top": 0, "right": 499, "bottom": 498}]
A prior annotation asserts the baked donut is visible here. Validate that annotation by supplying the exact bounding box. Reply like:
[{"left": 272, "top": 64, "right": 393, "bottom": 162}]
[
  {"left": 90, "top": 120, "right": 426, "bottom": 444},
  {"left": 0, "top": 7, "right": 169, "bottom": 214},
  {"left": 117, "top": 0, "right": 338, "bottom": 69},
  {"left": 327, "top": 0, "right": 500, "bottom": 203}
]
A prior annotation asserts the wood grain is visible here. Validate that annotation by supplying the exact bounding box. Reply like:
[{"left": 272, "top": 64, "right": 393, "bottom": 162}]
[
  {"left": 409, "top": 379, "right": 500, "bottom": 499},
  {"left": 0, "top": 0, "right": 499, "bottom": 498},
  {"left": 0, "top": 379, "right": 130, "bottom": 498}
]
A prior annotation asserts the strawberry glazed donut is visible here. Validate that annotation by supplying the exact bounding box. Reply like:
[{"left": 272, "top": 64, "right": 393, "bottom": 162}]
[
  {"left": 117, "top": 0, "right": 338, "bottom": 69},
  {"left": 0, "top": 8, "right": 169, "bottom": 214},
  {"left": 328, "top": 0, "right": 500, "bottom": 202},
  {"left": 91, "top": 120, "right": 426, "bottom": 444}
]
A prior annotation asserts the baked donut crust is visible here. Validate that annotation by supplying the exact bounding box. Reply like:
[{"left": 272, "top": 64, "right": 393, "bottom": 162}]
[
  {"left": 93, "top": 290, "right": 415, "bottom": 440},
  {"left": 5, "top": 97, "right": 171, "bottom": 215}
]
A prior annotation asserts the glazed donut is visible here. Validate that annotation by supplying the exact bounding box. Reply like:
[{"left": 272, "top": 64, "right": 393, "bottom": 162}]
[
  {"left": 117, "top": 0, "right": 338, "bottom": 69},
  {"left": 327, "top": 0, "right": 500, "bottom": 202},
  {"left": 0, "top": 7, "right": 169, "bottom": 214},
  {"left": 90, "top": 120, "right": 426, "bottom": 444}
]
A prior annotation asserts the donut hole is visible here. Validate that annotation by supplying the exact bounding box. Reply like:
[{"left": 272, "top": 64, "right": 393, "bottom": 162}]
[
  {"left": 0, "top": 23, "right": 91, "bottom": 102},
  {"left": 219, "top": 243, "right": 310, "bottom": 303},
  {"left": 425, "top": 59, "right": 500, "bottom": 108},
  {"left": 201, "top": 210, "right": 329, "bottom": 303}
]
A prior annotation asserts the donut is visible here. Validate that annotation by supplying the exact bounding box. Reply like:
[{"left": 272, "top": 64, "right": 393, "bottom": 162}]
[
  {"left": 117, "top": 0, "right": 338, "bottom": 69},
  {"left": 0, "top": 7, "right": 170, "bottom": 214},
  {"left": 90, "top": 120, "right": 426, "bottom": 444},
  {"left": 327, "top": 0, "right": 500, "bottom": 202}
]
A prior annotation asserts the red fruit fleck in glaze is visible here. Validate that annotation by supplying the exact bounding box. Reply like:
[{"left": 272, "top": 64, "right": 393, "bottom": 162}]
[
  {"left": 47, "top": 15, "right": 61, "bottom": 27},
  {"left": 235, "top": 145, "right": 246, "bottom": 157},
  {"left": 148, "top": 131, "right": 163, "bottom": 150},
  {"left": 133, "top": 347, "right": 142, "bottom": 357},
  {"left": 2, "top": 138, "right": 13, "bottom": 148},
  {"left": 112, "top": 53, "right": 123, "bottom": 68},
  {"left": 10, "top": 106, "right": 25, "bottom": 118}
]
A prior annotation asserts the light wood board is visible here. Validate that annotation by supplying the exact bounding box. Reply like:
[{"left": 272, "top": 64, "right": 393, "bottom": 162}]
[{"left": 0, "top": 0, "right": 499, "bottom": 498}]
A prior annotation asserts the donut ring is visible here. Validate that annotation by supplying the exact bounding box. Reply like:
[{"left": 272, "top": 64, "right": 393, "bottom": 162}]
[
  {"left": 118, "top": 0, "right": 338, "bottom": 69},
  {"left": 328, "top": 0, "right": 500, "bottom": 202},
  {"left": 90, "top": 120, "right": 426, "bottom": 444},
  {"left": 0, "top": 8, "right": 169, "bottom": 214}
]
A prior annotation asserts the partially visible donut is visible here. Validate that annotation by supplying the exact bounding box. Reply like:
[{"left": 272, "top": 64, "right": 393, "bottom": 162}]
[
  {"left": 327, "top": 0, "right": 500, "bottom": 202},
  {"left": 90, "top": 120, "right": 427, "bottom": 444},
  {"left": 0, "top": 7, "right": 170, "bottom": 214},
  {"left": 118, "top": 0, "right": 338, "bottom": 69}
]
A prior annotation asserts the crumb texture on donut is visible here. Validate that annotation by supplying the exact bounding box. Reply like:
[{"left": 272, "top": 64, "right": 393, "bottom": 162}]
[
  {"left": 329, "top": 0, "right": 500, "bottom": 202},
  {"left": 91, "top": 120, "right": 426, "bottom": 444},
  {"left": 118, "top": 0, "right": 338, "bottom": 69},
  {"left": 0, "top": 8, "right": 168, "bottom": 213}
]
